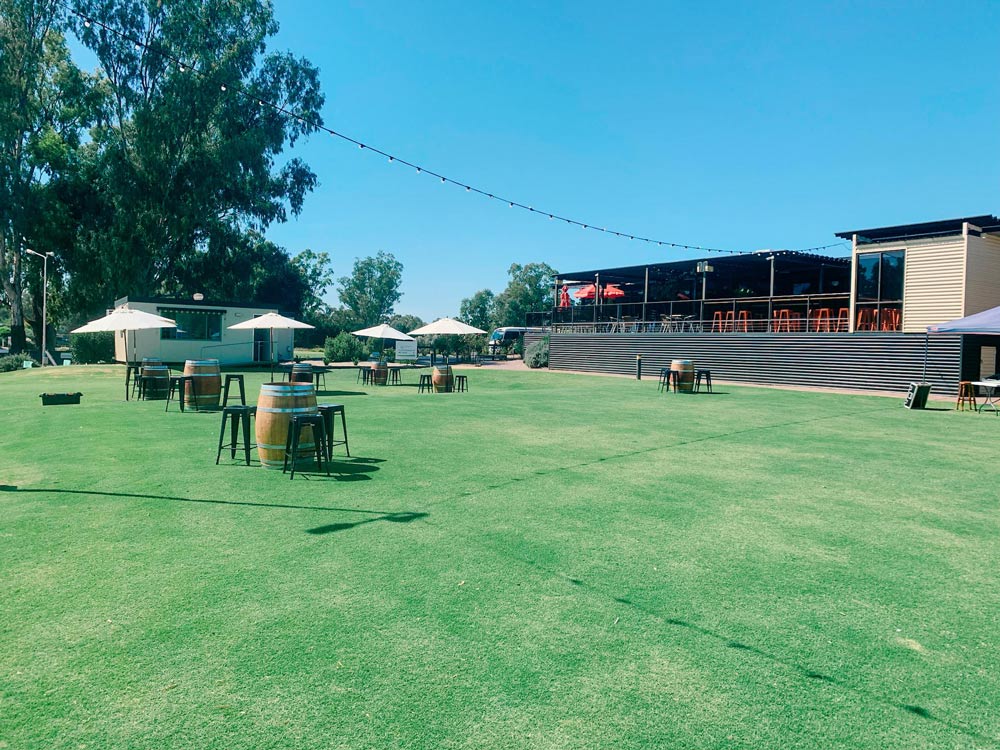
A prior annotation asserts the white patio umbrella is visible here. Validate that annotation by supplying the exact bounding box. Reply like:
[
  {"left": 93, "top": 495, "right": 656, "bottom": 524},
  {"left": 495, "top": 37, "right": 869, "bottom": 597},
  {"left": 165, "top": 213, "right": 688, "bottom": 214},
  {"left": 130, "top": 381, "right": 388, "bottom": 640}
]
[
  {"left": 71, "top": 307, "right": 177, "bottom": 365},
  {"left": 71, "top": 306, "right": 177, "bottom": 400},
  {"left": 408, "top": 317, "right": 487, "bottom": 364},
  {"left": 351, "top": 324, "right": 415, "bottom": 361},
  {"left": 406, "top": 317, "right": 487, "bottom": 336},
  {"left": 227, "top": 312, "right": 314, "bottom": 374}
]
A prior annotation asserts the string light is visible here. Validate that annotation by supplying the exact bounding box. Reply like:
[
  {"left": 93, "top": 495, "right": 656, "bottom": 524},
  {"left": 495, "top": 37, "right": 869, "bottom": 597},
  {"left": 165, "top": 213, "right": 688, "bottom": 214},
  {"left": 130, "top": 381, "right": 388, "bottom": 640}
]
[{"left": 63, "top": 2, "right": 851, "bottom": 259}]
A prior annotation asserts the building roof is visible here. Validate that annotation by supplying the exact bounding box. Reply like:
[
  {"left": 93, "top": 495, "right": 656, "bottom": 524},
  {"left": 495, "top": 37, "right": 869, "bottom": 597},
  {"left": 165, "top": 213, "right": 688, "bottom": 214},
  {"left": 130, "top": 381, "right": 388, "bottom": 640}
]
[
  {"left": 835, "top": 215, "right": 1000, "bottom": 244},
  {"left": 115, "top": 295, "right": 282, "bottom": 311}
]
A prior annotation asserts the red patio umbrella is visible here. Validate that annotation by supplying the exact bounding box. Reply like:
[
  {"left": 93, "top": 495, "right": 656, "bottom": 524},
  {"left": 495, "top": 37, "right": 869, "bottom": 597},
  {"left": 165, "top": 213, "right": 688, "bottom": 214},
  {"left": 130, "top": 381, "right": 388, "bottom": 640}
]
[
  {"left": 602, "top": 284, "right": 625, "bottom": 299},
  {"left": 573, "top": 284, "right": 598, "bottom": 300}
]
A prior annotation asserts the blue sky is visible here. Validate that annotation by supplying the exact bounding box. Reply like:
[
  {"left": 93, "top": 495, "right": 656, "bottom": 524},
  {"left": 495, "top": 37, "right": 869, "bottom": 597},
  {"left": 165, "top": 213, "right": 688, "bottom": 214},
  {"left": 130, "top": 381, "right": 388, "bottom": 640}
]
[{"left": 77, "top": 2, "right": 1000, "bottom": 321}]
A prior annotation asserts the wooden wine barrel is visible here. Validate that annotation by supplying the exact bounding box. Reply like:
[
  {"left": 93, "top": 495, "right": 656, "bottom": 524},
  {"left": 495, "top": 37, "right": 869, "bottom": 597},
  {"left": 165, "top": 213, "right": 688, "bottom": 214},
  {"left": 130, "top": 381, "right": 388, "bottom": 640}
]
[
  {"left": 432, "top": 365, "right": 453, "bottom": 393},
  {"left": 141, "top": 363, "right": 170, "bottom": 400},
  {"left": 183, "top": 359, "right": 222, "bottom": 408},
  {"left": 671, "top": 359, "right": 695, "bottom": 393},
  {"left": 290, "top": 362, "right": 314, "bottom": 383},
  {"left": 255, "top": 382, "right": 318, "bottom": 470},
  {"left": 372, "top": 362, "right": 388, "bottom": 386}
]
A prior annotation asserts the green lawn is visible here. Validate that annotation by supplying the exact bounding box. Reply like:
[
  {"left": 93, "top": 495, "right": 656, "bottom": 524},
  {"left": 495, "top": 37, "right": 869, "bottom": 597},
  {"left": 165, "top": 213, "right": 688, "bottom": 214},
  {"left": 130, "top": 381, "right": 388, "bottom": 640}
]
[{"left": 2, "top": 365, "right": 998, "bottom": 749}]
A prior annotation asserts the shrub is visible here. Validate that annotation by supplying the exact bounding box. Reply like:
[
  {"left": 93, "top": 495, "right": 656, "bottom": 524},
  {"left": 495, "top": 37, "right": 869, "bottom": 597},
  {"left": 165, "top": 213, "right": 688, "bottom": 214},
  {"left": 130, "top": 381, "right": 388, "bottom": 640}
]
[
  {"left": 323, "top": 332, "right": 363, "bottom": 364},
  {"left": 70, "top": 332, "right": 115, "bottom": 364},
  {"left": 524, "top": 336, "right": 549, "bottom": 369},
  {"left": 0, "top": 353, "right": 39, "bottom": 372}
]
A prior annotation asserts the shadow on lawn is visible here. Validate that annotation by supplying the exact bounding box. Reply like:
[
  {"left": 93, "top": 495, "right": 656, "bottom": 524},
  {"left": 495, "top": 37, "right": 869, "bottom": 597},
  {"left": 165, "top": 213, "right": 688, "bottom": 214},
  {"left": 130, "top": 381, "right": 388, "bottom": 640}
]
[
  {"left": 306, "top": 511, "right": 428, "bottom": 535},
  {"left": 0, "top": 483, "right": 413, "bottom": 519},
  {"left": 317, "top": 390, "right": 368, "bottom": 397}
]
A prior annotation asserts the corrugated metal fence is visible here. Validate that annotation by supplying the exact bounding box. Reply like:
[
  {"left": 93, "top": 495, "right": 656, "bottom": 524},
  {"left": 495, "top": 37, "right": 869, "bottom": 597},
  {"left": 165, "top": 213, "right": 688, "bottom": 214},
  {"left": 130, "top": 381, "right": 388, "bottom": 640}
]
[{"left": 526, "top": 332, "right": 965, "bottom": 395}]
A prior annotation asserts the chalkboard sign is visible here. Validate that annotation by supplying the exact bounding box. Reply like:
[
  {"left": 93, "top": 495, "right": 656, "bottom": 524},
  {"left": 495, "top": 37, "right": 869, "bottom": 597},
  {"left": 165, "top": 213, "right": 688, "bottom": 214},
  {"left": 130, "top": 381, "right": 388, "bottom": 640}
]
[{"left": 904, "top": 382, "right": 932, "bottom": 409}]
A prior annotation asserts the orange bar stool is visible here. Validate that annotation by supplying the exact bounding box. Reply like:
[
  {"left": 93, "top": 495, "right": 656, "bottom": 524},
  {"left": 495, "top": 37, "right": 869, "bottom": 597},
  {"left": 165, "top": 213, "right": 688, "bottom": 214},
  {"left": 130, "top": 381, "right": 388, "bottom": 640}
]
[
  {"left": 812, "top": 308, "right": 832, "bottom": 332},
  {"left": 723, "top": 310, "right": 735, "bottom": 332},
  {"left": 736, "top": 310, "right": 751, "bottom": 332},
  {"left": 856, "top": 308, "right": 875, "bottom": 331},
  {"left": 881, "top": 309, "right": 901, "bottom": 331},
  {"left": 774, "top": 309, "right": 791, "bottom": 332},
  {"left": 835, "top": 307, "right": 849, "bottom": 332},
  {"left": 957, "top": 381, "right": 977, "bottom": 411},
  {"left": 711, "top": 311, "right": 724, "bottom": 332}
]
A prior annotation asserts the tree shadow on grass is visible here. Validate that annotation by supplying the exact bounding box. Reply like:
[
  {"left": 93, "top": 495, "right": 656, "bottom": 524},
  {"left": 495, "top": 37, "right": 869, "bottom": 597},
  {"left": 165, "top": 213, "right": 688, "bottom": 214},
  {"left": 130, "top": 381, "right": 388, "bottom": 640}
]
[
  {"left": 0, "top": 484, "right": 424, "bottom": 536},
  {"left": 316, "top": 390, "right": 368, "bottom": 397},
  {"left": 306, "top": 511, "right": 428, "bottom": 535}
]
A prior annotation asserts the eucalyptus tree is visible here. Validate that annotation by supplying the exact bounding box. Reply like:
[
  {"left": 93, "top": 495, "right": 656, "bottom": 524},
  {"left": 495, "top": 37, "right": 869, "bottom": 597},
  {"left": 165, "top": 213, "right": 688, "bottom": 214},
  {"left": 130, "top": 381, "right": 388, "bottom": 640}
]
[
  {"left": 67, "top": 0, "right": 325, "bottom": 314},
  {"left": 337, "top": 251, "right": 404, "bottom": 327},
  {"left": 0, "top": 0, "right": 96, "bottom": 352}
]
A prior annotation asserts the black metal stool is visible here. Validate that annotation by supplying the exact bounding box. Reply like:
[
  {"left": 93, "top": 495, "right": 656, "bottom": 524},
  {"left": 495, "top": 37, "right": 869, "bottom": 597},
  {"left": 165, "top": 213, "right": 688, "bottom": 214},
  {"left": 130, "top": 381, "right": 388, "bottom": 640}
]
[
  {"left": 660, "top": 369, "right": 680, "bottom": 394},
  {"left": 317, "top": 403, "right": 350, "bottom": 460},
  {"left": 694, "top": 369, "right": 713, "bottom": 393},
  {"left": 314, "top": 368, "right": 327, "bottom": 390},
  {"left": 657, "top": 368, "right": 670, "bottom": 393},
  {"left": 222, "top": 374, "right": 246, "bottom": 406},
  {"left": 216, "top": 405, "right": 256, "bottom": 465},
  {"left": 454, "top": 374, "right": 468, "bottom": 392},
  {"left": 388, "top": 368, "right": 402, "bottom": 385},
  {"left": 418, "top": 373, "right": 433, "bottom": 393},
  {"left": 283, "top": 414, "right": 329, "bottom": 479},
  {"left": 165, "top": 375, "right": 197, "bottom": 412}
]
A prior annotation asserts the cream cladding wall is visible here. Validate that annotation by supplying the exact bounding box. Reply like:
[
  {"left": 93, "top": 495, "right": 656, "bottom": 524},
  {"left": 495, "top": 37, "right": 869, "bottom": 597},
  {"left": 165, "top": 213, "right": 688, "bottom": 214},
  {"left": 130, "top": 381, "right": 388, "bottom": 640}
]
[
  {"left": 900, "top": 236, "right": 966, "bottom": 333},
  {"left": 964, "top": 233, "right": 1000, "bottom": 315}
]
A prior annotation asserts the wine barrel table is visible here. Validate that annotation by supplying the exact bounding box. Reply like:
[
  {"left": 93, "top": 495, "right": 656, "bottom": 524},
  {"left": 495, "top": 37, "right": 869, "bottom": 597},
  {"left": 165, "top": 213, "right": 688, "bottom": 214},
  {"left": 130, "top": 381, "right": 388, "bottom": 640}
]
[
  {"left": 670, "top": 359, "right": 695, "bottom": 393},
  {"left": 255, "top": 382, "right": 319, "bottom": 470},
  {"left": 432, "top": 365, "right": 453, "bottom": 393},
  {"left": 372, "top": 362, "right": 388, "bottom": 386},
  {"left": 290, "top": 363, "right": 314, "bottom": 383},
  {"left": 183, "top": 359, "right": 222, "bottom": 409},
  {"left": 141, "top": 361, "right": 170, "bottom": 400}
]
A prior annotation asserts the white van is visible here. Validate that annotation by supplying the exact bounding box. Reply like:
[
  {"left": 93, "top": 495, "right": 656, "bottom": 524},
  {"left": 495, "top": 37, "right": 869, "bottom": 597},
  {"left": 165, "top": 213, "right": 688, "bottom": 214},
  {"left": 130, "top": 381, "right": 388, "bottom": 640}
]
[{"left": 486, "top": 327, "right": 548, "bottom": 355}]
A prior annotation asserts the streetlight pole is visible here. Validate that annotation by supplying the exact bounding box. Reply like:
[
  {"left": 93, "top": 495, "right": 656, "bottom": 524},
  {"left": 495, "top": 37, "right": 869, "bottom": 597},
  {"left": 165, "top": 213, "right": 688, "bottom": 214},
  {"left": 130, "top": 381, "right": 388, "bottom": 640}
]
[{"left": 25, "top": 247, "right": 55, "bottom": 366}]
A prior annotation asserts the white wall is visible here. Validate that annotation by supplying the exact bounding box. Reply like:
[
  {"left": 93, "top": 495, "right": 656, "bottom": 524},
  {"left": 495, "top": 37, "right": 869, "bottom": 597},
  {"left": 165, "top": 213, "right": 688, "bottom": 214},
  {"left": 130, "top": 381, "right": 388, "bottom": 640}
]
[{"left": 112, "top": 299, "right": 293, "bottom": 365}]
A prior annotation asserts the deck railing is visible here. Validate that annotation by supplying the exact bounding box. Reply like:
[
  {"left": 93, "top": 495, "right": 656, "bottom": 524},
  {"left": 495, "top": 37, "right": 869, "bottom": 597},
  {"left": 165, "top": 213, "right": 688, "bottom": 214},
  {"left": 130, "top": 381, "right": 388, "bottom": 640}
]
[{"left": 545, "top": 293, "right": 901, "bottom": 334}]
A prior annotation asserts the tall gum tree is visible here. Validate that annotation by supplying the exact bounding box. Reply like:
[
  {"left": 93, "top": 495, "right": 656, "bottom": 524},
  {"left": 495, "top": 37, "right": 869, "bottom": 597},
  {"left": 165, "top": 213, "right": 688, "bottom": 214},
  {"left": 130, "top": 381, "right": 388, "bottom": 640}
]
[
  {"left": 0, "top": 1, "right": 94, "bottom": 353},
  {"left": 67, "top": 0, "right": 324, "bottom": 314}
]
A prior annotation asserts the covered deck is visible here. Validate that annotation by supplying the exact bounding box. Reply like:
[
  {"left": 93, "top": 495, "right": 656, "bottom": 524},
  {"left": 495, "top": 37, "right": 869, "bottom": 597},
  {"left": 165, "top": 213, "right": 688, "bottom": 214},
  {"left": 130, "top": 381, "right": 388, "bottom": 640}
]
[{"left": 539, "top": 251, "right": 884, "bottom": 334}]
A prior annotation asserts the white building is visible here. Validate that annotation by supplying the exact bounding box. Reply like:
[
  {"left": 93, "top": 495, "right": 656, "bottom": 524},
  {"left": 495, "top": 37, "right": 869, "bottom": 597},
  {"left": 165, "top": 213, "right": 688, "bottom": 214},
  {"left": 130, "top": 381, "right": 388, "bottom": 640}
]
[{"left": 113, "top": 297, "right": 295, "bottom": 366}]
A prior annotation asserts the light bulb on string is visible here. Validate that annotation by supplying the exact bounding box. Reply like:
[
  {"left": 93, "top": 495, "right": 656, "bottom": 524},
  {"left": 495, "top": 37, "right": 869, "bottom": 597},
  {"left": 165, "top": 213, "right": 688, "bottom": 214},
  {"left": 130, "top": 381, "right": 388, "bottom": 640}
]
[
  {"left": 441, "top": 177, "right": 446, "bottom": 183},
  {"left": 388, "top": 156, "right": 393, "bottom": 162},
  {"left": 220, "top": 84, "right": 226, "bottom": 92},
  {"left": 83, "top": 18, "right": 91, "bottom": 27}
]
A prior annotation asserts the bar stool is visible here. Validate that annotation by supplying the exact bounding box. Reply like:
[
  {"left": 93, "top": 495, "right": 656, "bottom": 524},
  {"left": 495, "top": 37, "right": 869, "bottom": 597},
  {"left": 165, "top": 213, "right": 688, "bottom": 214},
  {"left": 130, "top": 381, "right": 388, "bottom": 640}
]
[
  {"left": 418, "top": 373, "right": 433, "bottom": 393},
  {"left": 222, "top": 374, "right": 246, "bottom": 406},
  {"left": 835, "top": 308, "right": 850, "bottom": 332},
  {"left": 314, "top": 368, "right": 327, "bottom": 390},
  {"left": 695, "top": 369, "right": 713, "bottom": 393},
  {"left": 283, "top": 414, "right": 329, "bottom": 479},
  {"left": 723, "top": 310, "right": 735, "bottom": 332},
  {"left": 165, "top": 375, "right": 196, "bottom": 412},
  {"left": 773, "top": 309, "right": 791, "bottom": 332},
  {"left": 657, "top": 367, "right": 670, "bottom": 392},
  {"left": 317, "top": 403, "right": 350, "bottom": 459},
  {"left": 660, "top": 369, "right": 680, "bottom": 394},
  {"left": 711, "top": 311, "right": 724, "bottom": 332},
  {"left": 856, "top": 308, "right": 875, "bottom": 331},
  {"left": 956, "top": 381, "right": 977, "bottom": 411},
  {"left": 216, "top": 405, "right": 256, "bottom": 465},
  {"left": 736, "top": 310, "right": 751, "bottom": 332},
  {"left": 455, "top": 375, "right": 468, "bottom": 392},
  {"left": 812, "top": 308, "right": 832, "bottom": 332},
  {"left": 388, "top": 368, "right": 402, "bottom": 385}
]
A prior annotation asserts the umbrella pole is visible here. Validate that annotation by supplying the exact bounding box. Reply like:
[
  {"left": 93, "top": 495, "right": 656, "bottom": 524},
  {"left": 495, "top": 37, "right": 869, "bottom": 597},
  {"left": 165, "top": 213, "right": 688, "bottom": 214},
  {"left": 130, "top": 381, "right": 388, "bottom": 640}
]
[{"left": 921, "top": 332, "right": 929, "bottom": 382}]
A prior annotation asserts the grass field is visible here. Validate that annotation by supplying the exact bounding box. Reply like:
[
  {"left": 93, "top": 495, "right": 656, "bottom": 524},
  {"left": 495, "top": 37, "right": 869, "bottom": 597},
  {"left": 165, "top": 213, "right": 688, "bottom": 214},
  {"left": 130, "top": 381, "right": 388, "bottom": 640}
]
[{"left": 2, "top": 365, "right": 999, "bottom": 749}]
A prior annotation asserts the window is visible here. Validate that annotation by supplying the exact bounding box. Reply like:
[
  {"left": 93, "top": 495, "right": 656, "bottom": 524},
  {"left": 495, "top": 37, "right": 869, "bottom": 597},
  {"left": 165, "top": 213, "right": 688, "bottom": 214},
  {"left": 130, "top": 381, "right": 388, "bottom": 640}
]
[
  {"left": 159, "top": 308, "right": 223, "bottom": 341},
  {"left": 854, "top": 250, "right": 904, "bottom": 331}
]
